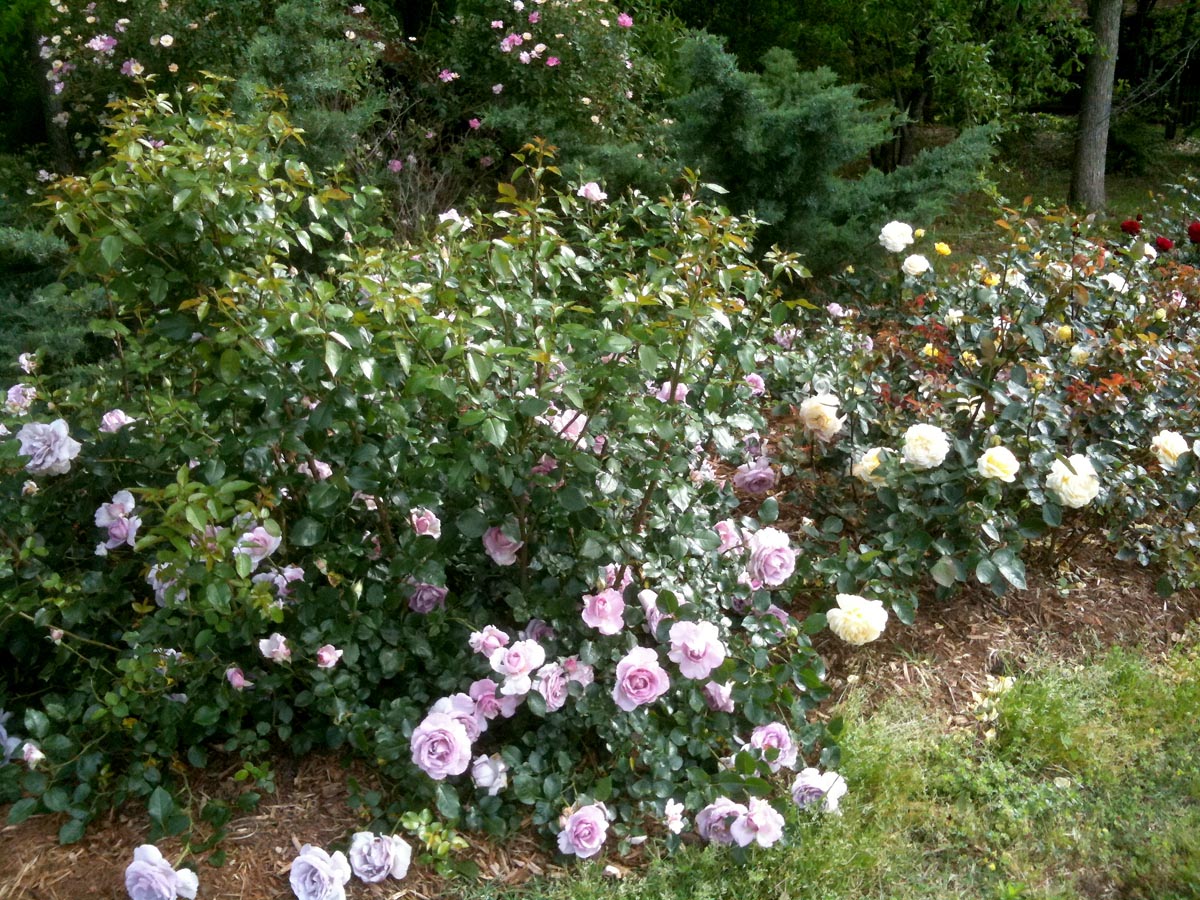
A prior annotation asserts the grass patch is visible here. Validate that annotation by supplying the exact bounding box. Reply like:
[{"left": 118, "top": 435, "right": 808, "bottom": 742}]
[{"left": 469, "top": 636, "right": 1200, "bottom": 900}]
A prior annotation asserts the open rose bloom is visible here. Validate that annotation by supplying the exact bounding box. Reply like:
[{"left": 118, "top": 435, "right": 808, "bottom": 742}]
[{"left": 125, "top": 844, "right": 198, "bottom": 900}]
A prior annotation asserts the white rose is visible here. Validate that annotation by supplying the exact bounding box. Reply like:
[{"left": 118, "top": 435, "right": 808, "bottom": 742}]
[
  {"left": 799, "top": 393, "right": 845, "bottom": 442},
  {"left": 901, "top": 254, "right": 930, "bottom": 277},
  {"left": 1151, "top": 430, "right": 1188, "bottom": 469},
  {"left": 827, "top": 593, "right": 888, "bottom": 645},
  {"left": 1069, "top": 344, "right": 1090, "bottom": 366},
  {"left": 851, "top": 447, "right": 888, "bottom": 486},
  {"left": 1045, "top": 453, "right": 1100, "bottom": 508},
  {"left": 977, "top": 446, "right": 1020, "bottom": 483},
  {"left": 944, "top": 308, "right": 964, "bottom": 326},
  {"left": 902, "top": 423, "right": 950, "bottom": 470},
  {"left": 1099, "top": 272, "right": 1128, "bottom": 293},
  {"left": 878, "top": 221, "right": 914, "bottom": 253}
]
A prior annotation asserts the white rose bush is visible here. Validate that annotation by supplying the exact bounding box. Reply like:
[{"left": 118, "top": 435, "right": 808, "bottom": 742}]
[{"left": 4, "top": 69, "right": 1200, "bottom": 884}]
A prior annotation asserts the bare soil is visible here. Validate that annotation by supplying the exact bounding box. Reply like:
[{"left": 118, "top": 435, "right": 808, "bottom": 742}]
[{"left": 2, "top": 545, "right": 1197, "bottom": 900}]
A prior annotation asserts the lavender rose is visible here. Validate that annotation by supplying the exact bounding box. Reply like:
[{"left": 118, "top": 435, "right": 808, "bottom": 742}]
[
  {"left": 124, "top": 844, "right": 198, "bottom": 900},
  {"left": 695, "top": 798, "right": 748, "bottom": 845},
  {"left": 557, "top": 802, "right": 609, "bottom": 858},
  {"left": 15, "top": 419, "right": 82, "bottom": 475},
  {"left": 482, "top": 526, "right": 524, "bottom": 565},
  {"left": 409, "top": 507, "right": 441, "bottom": 539},
  {"left": 347, "top": 832, "right": 411, "bottom": 883},
  {"left": 732, "top": 457, "right": 776, "bottom": 494},
  {"left": 99, "top": 408, "right": 136, "bottom": 432},
  {"left": 289, "top": 845, "right": 351, "bottom": 900},
  {"left": 471, "top": 753, "right": 509, "bottom": 795},
  {"left": 408, "top": 581, "right": 448, "bottom": 613},
  {"left": 410, "top": 711, "right": 472, "bottom": 779},
  {"left": 729, "top": 797, "right": 785, "bottom": 848},
  {"left": 747, "top": 721, "right": 798, "bottom": 772},
  {"left": 581, "top": 587, "right": 625, "bottom": 635},
  {"left": 745, "top": 527, "right": 796, "bottom": 588},
  {"left": 431, "top": 692, "right": 486, "bottom": 741},
  {"left": 667, "top": 620, "right": 727, "bottom": 680},
  {"left": 612, "top": 646, "right": 670, "bottom": 712},
  {"left": 533, "top": 662, "right": 569, "bottom": 712}
]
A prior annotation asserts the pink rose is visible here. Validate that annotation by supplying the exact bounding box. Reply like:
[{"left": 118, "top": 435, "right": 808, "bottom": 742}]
[
  {"left": 431, "top": 692, "right": 486, "bottom": 741},
  {"left": 581, "top": 588, "right": 625, "bottom": 635},
  {"left": 234, "top": 526, "right": 282, "bottom": 571},
  {"left": 576, "top": 182, "right": 607, "bottom": 203},
  {"left": 469, "top": 678, "right": 520, "bottom": 719},
  {"left": 617, "top": 12, "right": 634, "bottom": 27},
  {"left": 471, "top": 753, "right": 508, "bottom": 796},
  {"left": 745, "top": 527, "right": 795, "bottom": 588},
  {"left": 653, "top": 381, "right": 689, "bottom": 403},
  {"left": 667, "top": 620, "right": 726, "bottom": 680},
  {"left": 696, "top": 797, "right": 747, "bottom": 845},
  {"left": 747, "top": 721, "right": 797, "bottom": 772},
  {"left": 729, "top": 797, "right": 784, "bottom": 848},
  {"left": 612, "top": 646, "right": 670, "bottom": 711},
  {"left": 534, "top": 662, "right": 569, "bottom": 711},
  {"left": 714, "top": 519, "right": 742, "bottom": 553},
  {"left": 489, "top": 639, "right": 546, "bottom": 696},
  {"left": 562, "top": 655, "right": 595, "bottom": 686},
  {"left": 744, "top": 373, "right": 766, "bottom": 395},
  {"left": 557, "top": 803, "right": 608, "bottom": 858},
  {"left": 315, "top": 644, "right": 343, "bottom": 669},
  {"left": 258, "top": 633, "right": 291, "bottom": 663},
  {"left": 469, "top": 625, "right": 509, "bottom": 657},
  {"left": 225, "top": 666, "right": 253, "bottom": 690},
  {"left": 410, "top": 712, "right": 472, "bottom": 779},
  {"left": 703, "top": 681, "right": 735, "bottom": 713},
  {"left": 483, "top": 526, "right": 524, "bottom": 566},
  {"left": 409, "top": 507, "right": 441, "bottom": 539}
]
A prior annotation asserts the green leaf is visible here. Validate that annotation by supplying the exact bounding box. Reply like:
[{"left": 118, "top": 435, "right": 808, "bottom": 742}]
[
  {"left": 975, "top": 557, "right": 999, "bottom": 586},
  {"left": 100, "top": 234, "right": 124, "bottom": 268},
  {"left": 759, "top": 497, "right": 779, "bottom": 524},
  {"left": 930, "top": 556, "right": 960, "bottom": 588},
  {"left": 42, "top": 787, "right": 70, "bottom": 813},
  {"left": 58, "top": 819, "right": 86, "bottom": 844},
  {"left": 290, "top": 517, "right": 325, "bottom": 547},
  {"left": 480, "top": 418, "right": 507, "bottom": 449},
  {"left": 993, "top": 550, "right": 1027, "bottom": 590},
  {"left": 148, "top": 786, "right": 174, "bottom": 824},
  {"left": 324, "top": 340, "right": 344, "bottom": 377},
  {"left": 1042, "top": 501, "right": 1062, "bottom": 527},
  {"left": 7, "top": 798, "right": 38, "bottom": 825},
  {"left": 592, "top": 776, "right": 613, "bottom": 802},
  {"left": 24, "top": 709, "right": 50, "bottom": 740},
  {"left": 217, "top": 348, "right": 241, "bottom": 384}
]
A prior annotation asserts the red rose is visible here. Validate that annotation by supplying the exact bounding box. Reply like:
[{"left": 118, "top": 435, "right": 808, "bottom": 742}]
[
  {"left": 1189, "top": 221, "right": 1200, "bottom": 245},
  {"left": 1155, "top": 236, "right": 1174, "bottom": 252},
  {"left": 1121, "top": 218, "right": 1142, "bottom": 236}
]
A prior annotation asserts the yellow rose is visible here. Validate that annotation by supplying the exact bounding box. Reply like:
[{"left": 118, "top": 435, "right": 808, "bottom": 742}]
[
  {"left": 1056, "top": 325, "right": 1073, "bottom": 342},
  {"left": 827, "top": 593, "right": 888, "bottom": 645},
  {"left": 799, "top": 394, "right": 845, "bottom": 442},
  {"left": 934, "top": 242, "right": 951, "bottom": 256},
  {"left": 1151, "top": 430, "right": 1188, "bottom": 469}
]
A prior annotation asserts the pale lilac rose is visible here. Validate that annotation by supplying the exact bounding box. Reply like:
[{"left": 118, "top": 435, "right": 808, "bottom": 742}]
[
  {"left": 490, "top": 639, "right": 546, "bottom": 696},
  {"left": 22, "top": 741, "right": 45, "bottom": 768},
  {"left": 545, "top": 408, "right": 588, "bottom": 444},
  {"left": 297, "top": 458, "right": 332, "bottom": 480},
  {"left": 576, "top": 182, "right": 607, "bottom": 203},
  {"left": 348, "top": 832, "right": 411, "bottom": 883},
  {"left": 15, "top": 419, "right": 82, "bottom": 475},
  {"left": 557, "top": 803, "right": 609, "bottom": 858},
  {"left": 316, "top": 644, "right": 343, "bottom": 669},
  {"left": 146, "top": 563, "right": 185, "bottom": 606},
  {"left": 744, "top": 373, "right": 766, "bottom": 395},
  {"left": 532, "top": 453, "right": 558, "bottom": 475},
  {"left": 234, "top": 526, "right": 281, "bottom": 571},
  {"left": 533, "top": 662, "right": 569, "bottom": 712},
  {"left": 760, "top": 603, "right": 792, "bottom": 629},
  {"left": 225, "top": 666, "right": 253, "bottom": 690},
  {"left": 18, "top": 352, "right": 36, "bottom": 374},
  {"left": 521, "top": 618, "right": 556, "bottom": 642},
  {"left": 408, "top": 581, "right": 448, "bottom": 613},
  {"left": 21, "top": 480, "right": 36, "bottom": 495},
  {"left": 125, "top": 844, "right": 198, "bottom": 900},
  {"left": 664, "top": 799, "right": 686, "bottom": 834},
  {"left": 409, "top": 507, "right": 442, "bottom": 538},
  {"left": 469, "top": 625, "right": 509, "bottom": 657},
  {"left": 581, "top": 588, "right": 625, "bottom": 635},
  {"left": 638, "top": 588, "right": 670, "bottom": 636},
  {"left": 471, "top": 753, "right": 509, "bottom": 795},
  {"left": 714, "top": 519, "right": 742, "bottom": 553},
  {"left": 289, "top": 845, "right": 351, "bottom": 900},
  {"left": 791, "top": 767, "right": 848, "bottom": 813},
  {"left": 469, "top": 678, "right": 520, "bottom": 719},
  {"left": 612, "top": 646, "right": 670, "bottom": 712},
  {"left": 703, "top": 681, "right": 735, "bottom": 713},
  {"left": 732, "top": 457, "right": 776, "bottom": 494},
  {"left": 431, "top": 693, "right": 486, "bottom": 741},
  {"left": 653, "top": 381, "right": 689, "bottom": 403},
  {"left": 668, "top": 620, "right": 727, "bottom": 680},
  {"left": 482, "top": 526, "right": 523, "bottom": 565},
  {"left": 95, "top": 489, "right": 141, "bottom": 550},
  {"left": 258, "top": 632, "right": 291, "bottom": 663},
  {"left": 747, "top": 721, "right": 798, "bottom": 772},
  {"left": 49, "top": 627, "right": 63, "bottom": 644},
  {"left": 410, "top": 712, "right": 473, "bottom": 779},
  {"left": 729, "top": 797, "right": 785, "bottom": 848},
  {"left": 696, "top": 798, "right": 748, "bottom": 845},
  {"left": 601, "top": 563, "right": 634, "bottom": 591},
  {"left": 745, "top": 527, "right": 796, "bottom": 588},
  {"left": 562, "top": 655, "right": 595, "bottom": 686},
  {"left": 5, "top": 383, "right": 36, "bottom": 415}
]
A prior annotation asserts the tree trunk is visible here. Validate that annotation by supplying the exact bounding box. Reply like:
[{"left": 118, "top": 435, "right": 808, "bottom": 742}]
[{"left": 1070, "top": 0, "right": 1123, "bottom": 211}]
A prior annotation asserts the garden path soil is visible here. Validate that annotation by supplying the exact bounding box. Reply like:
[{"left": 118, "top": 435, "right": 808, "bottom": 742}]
[{"left": 2, "top": 545, "right": 1197, "bottom": 900}]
